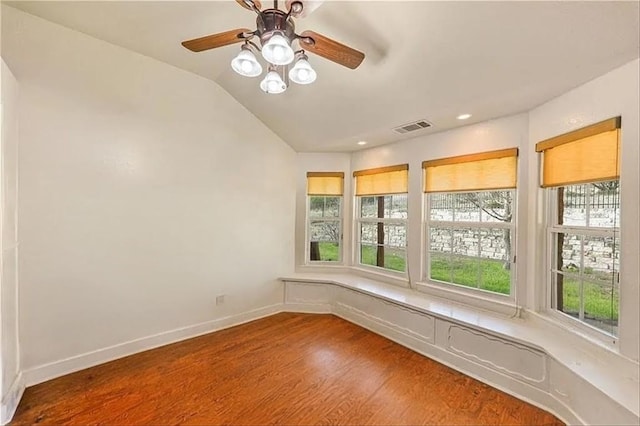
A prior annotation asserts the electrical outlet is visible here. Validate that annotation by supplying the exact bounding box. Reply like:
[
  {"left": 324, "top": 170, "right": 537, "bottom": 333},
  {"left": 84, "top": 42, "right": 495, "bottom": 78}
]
[{"left": 215, "top": 295, "right": 225, "bottom": 306}]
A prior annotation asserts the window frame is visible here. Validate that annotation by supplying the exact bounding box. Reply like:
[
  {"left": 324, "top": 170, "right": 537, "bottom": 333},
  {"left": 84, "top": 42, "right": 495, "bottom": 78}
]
[
  {"left": 306, "top": 194, "right": 344, "bottom": 265},
  {"left": 544, "top": 182, "right": 621, "bottom": 344},
  {"left": 354, "top": 193, "right": 408, "bottom": 277},
  {"left": 423, "top": 189, "right": 517, "bottom": 299}
]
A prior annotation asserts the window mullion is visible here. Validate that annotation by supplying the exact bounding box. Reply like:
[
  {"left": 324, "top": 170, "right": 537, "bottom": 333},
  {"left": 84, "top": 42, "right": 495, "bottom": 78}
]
[
  {"left": 476, "top": 231, "right": 482, "bottom": 289},
  {"left": 579, "top": 235, "right": 585, "bottom": 321}
]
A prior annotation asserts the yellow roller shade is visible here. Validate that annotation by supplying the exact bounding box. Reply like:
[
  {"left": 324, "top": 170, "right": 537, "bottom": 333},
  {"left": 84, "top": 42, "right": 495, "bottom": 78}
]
[
  {"left": 535, "top": 117, "right": 621, "bottom": 188},
  {"left": 307, "top": 172, "right": 344, "bottom": 195},
  {"left": 422, "top": 148, "right": 518, "bottom": 193},
  {"left": 353, "top": 164, "right": 408, "bottom": 196}
]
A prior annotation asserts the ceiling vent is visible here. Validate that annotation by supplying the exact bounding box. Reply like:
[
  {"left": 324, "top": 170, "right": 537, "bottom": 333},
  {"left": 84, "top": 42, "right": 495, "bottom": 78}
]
[{"left": 393, "top": 119, "right": 433, "bottom": 134}]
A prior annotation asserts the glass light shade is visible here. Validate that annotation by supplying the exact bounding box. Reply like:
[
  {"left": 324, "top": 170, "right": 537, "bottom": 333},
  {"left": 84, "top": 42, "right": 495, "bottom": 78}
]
[
  {"left": 260, "top": 70, "right": 287, "bottom": 94},
  {"left": 289, "top": 58, "right": 317, "bottom": 85},
  {"left": 261, "top": 33, "right": 295, "bottom": 66},
  {"left": 231, "top": 49, "right": 262, "bottom": 77}
]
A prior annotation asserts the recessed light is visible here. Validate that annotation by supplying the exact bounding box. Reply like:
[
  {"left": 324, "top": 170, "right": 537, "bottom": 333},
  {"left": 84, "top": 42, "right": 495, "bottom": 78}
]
[
  {"left": 457, "top": 114, "right": 472, "bottom": 120},
  {"left": 357, "top": 141, "right": 367, "bottom": 145}
]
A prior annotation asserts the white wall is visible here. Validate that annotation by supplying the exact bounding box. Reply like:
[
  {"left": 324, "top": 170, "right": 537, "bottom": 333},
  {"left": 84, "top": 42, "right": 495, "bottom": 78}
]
[
  {"left": 1, "top": 5, "right": 296, "bottom": 377},
  {"left": 528, "top": 59, "right": 640, "bottom": 361},
  {"left": 295, "top": 153, "right": 351, "bottom": 268},
  {"left": 1, "top": 58, "right": 21, "bottom": 417}
]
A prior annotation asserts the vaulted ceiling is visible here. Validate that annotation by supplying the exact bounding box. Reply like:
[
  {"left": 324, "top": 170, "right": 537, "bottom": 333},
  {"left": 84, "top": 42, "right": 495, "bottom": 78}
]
[{"left": 7, "top": 1, "right": 640, "bottom": 152}]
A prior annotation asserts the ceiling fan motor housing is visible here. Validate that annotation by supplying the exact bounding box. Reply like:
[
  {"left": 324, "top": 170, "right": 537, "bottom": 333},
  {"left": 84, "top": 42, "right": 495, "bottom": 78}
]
[{"left": 257, "top": 9, "right": 296, "bottom": 46}]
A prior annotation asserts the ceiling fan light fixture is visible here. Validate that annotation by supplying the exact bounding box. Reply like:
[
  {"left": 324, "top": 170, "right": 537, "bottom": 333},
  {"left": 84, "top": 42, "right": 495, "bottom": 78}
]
[
  {"left": 289, "top": 56, "right": 316, "bottom": 85},
  {"left": 261, "top": 32, "right": 295, "bottom": 65},
  {"left": 260, "top": 70, "right": 287, "bottom": 94},
  {"left": 231, "top": 46, "right": 263, "bottom": 77}
]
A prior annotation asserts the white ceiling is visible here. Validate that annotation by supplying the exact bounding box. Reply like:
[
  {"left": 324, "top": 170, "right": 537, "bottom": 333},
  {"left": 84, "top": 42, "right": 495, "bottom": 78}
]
[{"left": 6, "top": 1, "right": 640, "bottom": 152}]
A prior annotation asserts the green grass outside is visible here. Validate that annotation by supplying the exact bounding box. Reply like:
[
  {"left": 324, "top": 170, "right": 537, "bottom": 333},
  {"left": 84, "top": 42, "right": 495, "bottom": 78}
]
[
  {"left": 360, "top": 245, "right": 406, "bottom": 272},
  {"left": 430, "top": 254, "right": 510, "bottom": 294},
  {"left": 313, "top": 242, "right": 340, "bottom": 261},
  {"left": 559, "top": 279, "right": 618, "bottom": 321},
  {"left": 318, "top": 244, "right": 618, "bottom": 322},
  {"left": 315, "top": 243, "right": 406, "bottom": 271}
]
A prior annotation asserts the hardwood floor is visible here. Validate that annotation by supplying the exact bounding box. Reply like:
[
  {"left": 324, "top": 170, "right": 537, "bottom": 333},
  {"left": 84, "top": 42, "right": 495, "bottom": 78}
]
[{"left": 11, "top": 313, "right": 563, "bottom": 425}]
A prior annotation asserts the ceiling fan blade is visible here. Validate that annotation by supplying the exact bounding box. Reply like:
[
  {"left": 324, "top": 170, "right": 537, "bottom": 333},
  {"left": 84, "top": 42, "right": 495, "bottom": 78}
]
[
  {"left": 299, "top": 30, "right": 365, "bottom": 69},
  {"left": 182, "top": 28, "right": 251, "bottom": 52},
  {"left": 286, "top": 0, "right": 324, "bottom": 18},
  {"left": 236, "top": 0, "right": 262, "bottom": 11}
]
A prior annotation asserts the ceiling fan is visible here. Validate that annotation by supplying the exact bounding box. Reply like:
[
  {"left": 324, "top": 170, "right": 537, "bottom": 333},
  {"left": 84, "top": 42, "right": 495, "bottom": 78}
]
[{"left": 181, "top": 0, "right": 365, "bottom": 94}]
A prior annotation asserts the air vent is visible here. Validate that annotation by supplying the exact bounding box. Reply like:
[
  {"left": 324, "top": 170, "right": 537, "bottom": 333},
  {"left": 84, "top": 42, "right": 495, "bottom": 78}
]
[{"left": 393, "top": 119, "right": 433, "bottom": 134}]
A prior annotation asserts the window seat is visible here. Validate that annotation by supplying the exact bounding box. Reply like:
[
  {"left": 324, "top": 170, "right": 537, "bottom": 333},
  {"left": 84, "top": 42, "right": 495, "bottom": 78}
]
[{"left": 279, "top": 272, "right": 639, "bottom": 426}]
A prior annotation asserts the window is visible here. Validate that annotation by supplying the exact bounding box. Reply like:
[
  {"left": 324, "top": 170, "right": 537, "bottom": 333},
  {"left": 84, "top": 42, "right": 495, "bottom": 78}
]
[
  {"left": 354, "top": 165, "right": 408, "bottom": 273},
  {"left": 307, "top": 172, "right": 344, "bottom": 263},
  {"left": 423, "top": 149, "right": 518, "bottom": 295},
  {"left": 536, "top": 117, "right": 621, "bottom": 336}
]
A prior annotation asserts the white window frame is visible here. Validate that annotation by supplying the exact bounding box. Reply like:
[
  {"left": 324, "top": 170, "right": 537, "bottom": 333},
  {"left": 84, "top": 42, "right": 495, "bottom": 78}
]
[
  {"left": 423, "top": 189, "right": 517, "bottom": 299},
  {"left": 354, "top": 194, "right": 408, "bottom": 277},
  {"left": 544, "top": 182, "right": 620, "bottom": 344},
  {"left": 306, "top": 195, "right": 343, "bottom": 265}
]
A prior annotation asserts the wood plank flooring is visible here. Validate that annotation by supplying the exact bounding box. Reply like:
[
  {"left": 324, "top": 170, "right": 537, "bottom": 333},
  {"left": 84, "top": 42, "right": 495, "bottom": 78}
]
[{"left": 11, "top": 313, "right": 563, "bottom": 425}]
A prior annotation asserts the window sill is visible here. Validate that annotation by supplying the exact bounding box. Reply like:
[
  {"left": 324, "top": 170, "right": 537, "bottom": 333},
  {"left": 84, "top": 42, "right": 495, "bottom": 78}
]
[
  {"left": 349, "top": 266, "right": 410, "bottom": 288},
  {"left": 279, "top": 272, "right": 639, "bottom": 421},
  {"left": 414, "top": 280, "right": 517, "bottom": 317},
  {"left": 530, "top": 308, "right": 619, "bottom": 352},
  {"left": 296, "top": 264, "right": 410, "bottom": 288}
]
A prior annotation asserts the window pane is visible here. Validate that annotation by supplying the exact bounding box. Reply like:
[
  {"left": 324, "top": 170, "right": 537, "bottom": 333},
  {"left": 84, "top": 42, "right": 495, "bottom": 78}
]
[
  {"left": 361, "top": 195, "right": 407, "bottom": 219},
  {"left": 360, "top": 223, "right": 378, "bottom": 244},
  {"left": 588, "top": 181, "right": 620, "bottom": 228},
  {"left": 451, "top": 255, "right": 479, "bottom": 288},
  {"left": 383, "top": 247, "right": 406, "bottom": 272},
  {"left": 454, "top": 193, "right": 481, "bottom": 222},
  {"left": 383, "top": 224, "right": 406, "bottom": 247},
  {"left": 555, "top": 272, "right": 580, "bottom": 319},
  {"left": 582, "top": 235, "right": 619, "bottom": 284},
  {"left": 451, "top": 229, "right": 479, "bottom": 287},
  {"left": 359, "top": 244, "right": 406, "bottom": 272},
  {"left": 481, "top": 191, "right": 514, "bottom": 223},
  {"left": 309, "top": 196, "right": 340, "bottom": 218},
  {"left": 309, "top": 221, "right": 339, "bottom": 243},
  {"left": 479, "top": 228, "right": 511, "bottom": 294},
  {"left": 309, "top": 242, "right": 339, "bottom": 262},
  {"left": 560, "top": 185, "right": 587, "bottom": 226},
  {"left": 429, "top": 227, "right": 452, "bottom": 282},
  {"left": 360, "top": 223, "right": 406, "bottom": 248},
  {"left": 430, "top": 251, "right": 451, "bottom": 282},
  {"left": 429, "top": 193, "right": 454, "bottom": 221},
  {"left": 360, "top": 197, "right": 377, "bottom": 218},
  {"left": 452, "top": 228, "right": 479, "bottom": 257},
  {"left": 360, "top": 244, "right": 377, "bottom": 267},
  {"left": 388, "top": 194, "right": 408, "bottom": 219},
  {"left": 583, "top": 279, "right": 618, "bottom": 336},
  {"left": 559, "top": 182, "right": 620, "bottom": 228},
  {"left": 553, "top": 231, "right": 619, "bottom": 336},
  {"left": 558, "top": 233, "right": 581, "bottom": 274}
]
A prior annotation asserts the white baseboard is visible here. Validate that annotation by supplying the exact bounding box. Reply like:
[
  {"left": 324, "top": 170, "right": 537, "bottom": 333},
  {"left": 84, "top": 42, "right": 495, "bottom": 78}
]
[
  {"left": 283, "top": 303, "right": 332, "bottom": 314},
  {"left": 22, "top": 303, "right": 284, "bottom": 387},
  {"left": 1, "top": 372, "right": 25, "bottom": 425}
]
